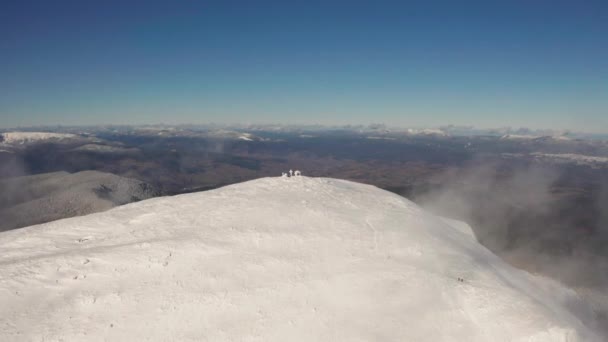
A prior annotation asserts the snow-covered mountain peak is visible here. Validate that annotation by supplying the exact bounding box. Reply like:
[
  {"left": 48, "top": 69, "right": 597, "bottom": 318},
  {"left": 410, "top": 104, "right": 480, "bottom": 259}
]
[
  {"left": 0, "top": 177, "right": 600, "bottom": 341},
  {"left": 0, "top": 131, "right": 78, "bottom": 144}
]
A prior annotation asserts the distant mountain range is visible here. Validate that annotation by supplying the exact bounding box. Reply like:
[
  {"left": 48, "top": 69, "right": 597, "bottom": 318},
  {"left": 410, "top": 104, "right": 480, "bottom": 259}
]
[{"left": 0, "top": 170, "right": 159, "bottom": 231}]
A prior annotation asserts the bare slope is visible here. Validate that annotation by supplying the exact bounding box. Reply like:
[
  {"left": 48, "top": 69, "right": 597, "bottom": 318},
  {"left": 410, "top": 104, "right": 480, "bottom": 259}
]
[
  {"left": 0, "top": 177, "right": 600, "bottom": 341},
  {"left": 0, "top": 171, "right": 158, "bottom": 231}
]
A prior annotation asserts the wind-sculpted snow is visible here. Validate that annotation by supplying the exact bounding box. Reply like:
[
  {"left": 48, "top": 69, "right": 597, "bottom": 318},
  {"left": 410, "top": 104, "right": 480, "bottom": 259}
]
[{"left": 0, "top": 177, "right": 600, "bottom": 341}]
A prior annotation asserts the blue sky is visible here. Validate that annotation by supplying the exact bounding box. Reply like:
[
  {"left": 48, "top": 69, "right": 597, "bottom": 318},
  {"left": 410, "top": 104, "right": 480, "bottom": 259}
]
[{"left": 1, "top": 1, "right": 607, "bottom": 131}]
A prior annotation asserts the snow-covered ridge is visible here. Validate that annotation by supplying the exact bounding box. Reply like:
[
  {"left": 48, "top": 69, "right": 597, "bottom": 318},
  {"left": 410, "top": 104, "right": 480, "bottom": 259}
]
[
  {"left": 73, "top": 144, "right": 139, "bottom": 154},
  {"left": 0, "top": 177, "right": 600, "bottom": 341},
  {"left": 204, "top": 129, "right": 266, "bottom": 141},
  {"left": 501, "top": 134, "right": 572, "bottom": 141},
  {"left": 237, "top": 132, "right": 256, "bottom": 141},
  {"left": 366, "top": 136, "right": 396, "bottom": 140},
  {"left": 406, "top": 128, "right": 448, "bottom": 136},
  {"left": 1, "top": 131, "right": 78, "bottom": 144},
  {"left": 531, "top": 152, "right": 608, "bottom": 166},
  {"left": 501, "top": 134, "right": 541, "bottom": 140}
]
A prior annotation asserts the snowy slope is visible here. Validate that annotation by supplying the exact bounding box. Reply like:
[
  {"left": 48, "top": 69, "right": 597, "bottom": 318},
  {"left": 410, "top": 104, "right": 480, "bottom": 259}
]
[{"left": 0, "top": 177, "right": 600, "bottom": 341}]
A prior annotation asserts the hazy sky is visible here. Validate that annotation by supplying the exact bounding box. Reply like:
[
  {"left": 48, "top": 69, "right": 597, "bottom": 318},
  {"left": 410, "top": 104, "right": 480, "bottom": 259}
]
[{"left": 1, "top": 1, "right": 607, "bottom": 131}]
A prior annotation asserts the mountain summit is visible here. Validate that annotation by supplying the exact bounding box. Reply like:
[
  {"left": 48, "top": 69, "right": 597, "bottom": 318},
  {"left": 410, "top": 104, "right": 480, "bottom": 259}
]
[{"left": 0, "top": 177, "right": 599, "bottom": 341}]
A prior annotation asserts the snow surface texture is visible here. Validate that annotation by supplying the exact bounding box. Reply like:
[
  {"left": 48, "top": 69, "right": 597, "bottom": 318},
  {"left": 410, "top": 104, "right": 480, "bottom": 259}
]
[
  {"left": 0, "top": 177, "right": 600, "bottom": 341},
  {"left": 0, "top": 171, "right": 157, "bottom": 231}
]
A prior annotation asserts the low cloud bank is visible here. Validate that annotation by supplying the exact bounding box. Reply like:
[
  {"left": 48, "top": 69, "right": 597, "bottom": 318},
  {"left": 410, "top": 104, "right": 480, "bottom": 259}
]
[{"left": 414, "top": 161, "right": 608, "bottom": 335}]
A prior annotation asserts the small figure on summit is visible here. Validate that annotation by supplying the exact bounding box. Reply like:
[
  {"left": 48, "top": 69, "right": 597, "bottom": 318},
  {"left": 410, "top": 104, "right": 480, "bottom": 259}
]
[{"left": 280, "top": 169, "right": 301, "bottom": 177}]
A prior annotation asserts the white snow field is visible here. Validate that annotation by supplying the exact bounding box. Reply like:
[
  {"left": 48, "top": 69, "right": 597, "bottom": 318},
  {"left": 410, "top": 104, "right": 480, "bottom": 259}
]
[{"left": 0, "top": 177, "right": 600, "bottom": 341}]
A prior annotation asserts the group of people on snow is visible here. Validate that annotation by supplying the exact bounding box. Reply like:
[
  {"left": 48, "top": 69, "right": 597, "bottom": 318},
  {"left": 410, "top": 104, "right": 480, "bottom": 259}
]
[{"left": 282, "top": 169, "right": 302, "bottom": 177}]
